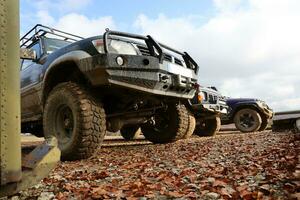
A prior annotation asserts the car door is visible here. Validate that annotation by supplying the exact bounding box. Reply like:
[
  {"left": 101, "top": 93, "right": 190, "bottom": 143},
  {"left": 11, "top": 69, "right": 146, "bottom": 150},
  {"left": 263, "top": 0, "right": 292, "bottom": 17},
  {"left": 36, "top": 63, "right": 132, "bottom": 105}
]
[{"left": 20, "top": 41, "right": 44, "bottom": 122}]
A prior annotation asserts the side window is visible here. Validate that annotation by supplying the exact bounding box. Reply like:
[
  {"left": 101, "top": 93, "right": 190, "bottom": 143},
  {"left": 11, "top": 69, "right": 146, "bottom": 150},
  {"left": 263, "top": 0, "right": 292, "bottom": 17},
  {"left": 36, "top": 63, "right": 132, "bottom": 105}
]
[{"left": 21, "top": 59, "right": 33, "bottom": 70}]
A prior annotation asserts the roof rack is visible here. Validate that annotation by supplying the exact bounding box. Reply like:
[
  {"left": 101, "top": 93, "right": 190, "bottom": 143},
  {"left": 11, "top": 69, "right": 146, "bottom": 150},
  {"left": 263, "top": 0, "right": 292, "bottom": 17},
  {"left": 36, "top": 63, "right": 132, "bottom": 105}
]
[{"left": 20, "top": 24, "right": 85, "bottom": 48}]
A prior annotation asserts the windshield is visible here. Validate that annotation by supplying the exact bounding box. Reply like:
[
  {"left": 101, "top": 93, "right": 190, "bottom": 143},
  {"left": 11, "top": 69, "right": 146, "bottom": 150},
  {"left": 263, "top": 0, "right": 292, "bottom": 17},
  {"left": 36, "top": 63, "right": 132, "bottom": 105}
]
[{"left": 44, "top": 38, "right": 72, "bottom": 54}]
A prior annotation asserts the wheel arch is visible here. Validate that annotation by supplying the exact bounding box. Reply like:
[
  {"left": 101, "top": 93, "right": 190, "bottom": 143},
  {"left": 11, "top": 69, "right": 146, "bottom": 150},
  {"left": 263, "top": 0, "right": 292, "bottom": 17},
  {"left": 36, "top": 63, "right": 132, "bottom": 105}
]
[
  {"left": 230, "top": 104, "right": 261, "bottom": 120},
  {"left": 42, "top": 51, "right": 91, "bottom": 105}
]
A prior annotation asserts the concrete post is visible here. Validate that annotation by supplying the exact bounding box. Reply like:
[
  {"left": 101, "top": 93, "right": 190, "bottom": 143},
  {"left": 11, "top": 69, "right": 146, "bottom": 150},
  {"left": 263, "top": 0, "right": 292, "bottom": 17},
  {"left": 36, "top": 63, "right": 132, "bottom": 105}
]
[{"left": 0, "top": 0, "right": 22, "bottom": 185}]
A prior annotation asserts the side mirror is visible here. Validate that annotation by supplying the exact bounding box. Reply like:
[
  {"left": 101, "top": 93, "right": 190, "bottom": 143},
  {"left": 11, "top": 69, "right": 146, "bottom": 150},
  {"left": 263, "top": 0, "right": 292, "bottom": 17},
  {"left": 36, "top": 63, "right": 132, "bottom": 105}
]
[{"left": 20, "top": 48, "right": 36, "bottom": 60}]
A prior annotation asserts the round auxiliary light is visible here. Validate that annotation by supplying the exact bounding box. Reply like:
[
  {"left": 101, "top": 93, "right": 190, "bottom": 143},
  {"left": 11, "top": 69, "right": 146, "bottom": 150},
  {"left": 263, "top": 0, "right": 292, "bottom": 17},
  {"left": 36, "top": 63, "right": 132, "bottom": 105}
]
[
  {"left": 116, "top": 56, "right": 124, "bottom": 66},
  {"left": 143, "top": 58, "right": 150, "bottom": 66}
]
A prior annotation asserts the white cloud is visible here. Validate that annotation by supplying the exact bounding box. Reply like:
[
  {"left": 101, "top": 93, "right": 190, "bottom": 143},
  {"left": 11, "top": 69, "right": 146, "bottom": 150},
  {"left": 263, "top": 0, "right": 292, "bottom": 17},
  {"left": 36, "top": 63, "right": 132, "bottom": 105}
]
[
  {"left": 34, "top": 0, "right": 92, "bottom": 13},
  {"left": 270, "top": 98, "right": 300, "bottom": 111},
  {"left": 55, "top": 13, "right": 115, "bottom": 37},
  {"left": 134, "top": 0, "right": 300, "bottom": 111},
  {"left": 36, "top": 10, "right": 55, "bottom": 25},
  {"left": 213, "top": 0, "right": 243, "bottom": 12},
  {"left": 22, "top": 0, "right": 300, "bottom": 111},
  {"left": 63, "top": 0, "right": 92, "bottom": 11}
]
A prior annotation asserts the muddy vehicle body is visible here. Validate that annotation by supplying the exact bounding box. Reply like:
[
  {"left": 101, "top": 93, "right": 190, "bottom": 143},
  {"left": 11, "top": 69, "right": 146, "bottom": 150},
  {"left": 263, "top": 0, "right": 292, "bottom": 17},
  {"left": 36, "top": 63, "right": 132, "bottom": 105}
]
[
  {"left": 197, "top": 86, "right": 227, "bottom": 114},
  {"left": 188, "top": 86, "right": 228, "bottom": 137},
  {"left": 222, "top": 98, "right": 273, "bottom": 132},
  {"left": 20, "top": 25, "right": 198, "bottom": 160}
]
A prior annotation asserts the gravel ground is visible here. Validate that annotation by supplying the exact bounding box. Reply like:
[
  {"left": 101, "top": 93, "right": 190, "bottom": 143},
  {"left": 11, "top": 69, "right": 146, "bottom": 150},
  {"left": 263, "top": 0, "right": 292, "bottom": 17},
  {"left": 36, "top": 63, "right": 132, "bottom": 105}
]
[{"left": 3, "top": 131, "right": 300, "bottom": 200}]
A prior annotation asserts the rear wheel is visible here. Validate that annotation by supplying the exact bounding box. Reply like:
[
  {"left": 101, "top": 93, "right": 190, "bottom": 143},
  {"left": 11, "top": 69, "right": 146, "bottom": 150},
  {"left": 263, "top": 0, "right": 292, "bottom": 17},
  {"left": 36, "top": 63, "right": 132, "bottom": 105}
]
[
  {"left": 194, "top": 116, "right": 221, "bottom": 137},
  {"left": 120, "top": 126, "right": 140, "bottom": 140},
  {"left": 234, "top": 108, "right": 262, "bottom": 133},
  {"left": 43, "top": 82, "right": 106, "bottom": 161},
  {"left": 141, "top": 103, "right": 189, "bottom": 143}
]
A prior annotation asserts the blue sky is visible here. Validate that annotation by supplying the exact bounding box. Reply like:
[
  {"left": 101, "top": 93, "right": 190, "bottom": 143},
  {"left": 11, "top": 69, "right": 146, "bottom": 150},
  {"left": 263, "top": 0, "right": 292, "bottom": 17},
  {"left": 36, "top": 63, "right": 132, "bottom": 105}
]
[
  {"left": 20, "top": 0, "right": 215, "bottom": 34},
  {"left": 20, "top": 0, "right": 300, "bottom": 111}
]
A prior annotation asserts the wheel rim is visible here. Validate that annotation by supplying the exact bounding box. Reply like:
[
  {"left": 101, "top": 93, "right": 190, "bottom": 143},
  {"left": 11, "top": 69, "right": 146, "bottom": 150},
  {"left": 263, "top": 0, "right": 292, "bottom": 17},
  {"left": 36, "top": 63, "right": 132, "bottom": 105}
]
[
  {"left": 152, "top": 109, "right": 169, "bottom": 132},
  {"left": 239, "top": 113, "right": 255, "bottom": 129},
  {"left": 55, "top": 105, "right": 75, "bottom": 148}
]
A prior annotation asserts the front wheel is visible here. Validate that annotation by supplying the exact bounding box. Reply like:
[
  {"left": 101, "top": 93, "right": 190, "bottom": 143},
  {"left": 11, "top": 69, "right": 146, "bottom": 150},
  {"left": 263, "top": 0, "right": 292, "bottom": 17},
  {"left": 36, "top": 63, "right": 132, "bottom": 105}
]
[
  {"left": 194, "top": 116, "right": 221, "bottom": 137},
  {"left": 141, "top": 103, "right": 189, "bottom": 143},
  {"left": 183, "top": 111, "right": 196, "bottom": 139},
  {"left": 43, "top": 82, "right": 106, "bottom": 161},
  {"left": 234, "top": 108, "right": 262, "bottom": 133},
  {"left": 258, "top": 115, "right": 269, "bottom": 131}
]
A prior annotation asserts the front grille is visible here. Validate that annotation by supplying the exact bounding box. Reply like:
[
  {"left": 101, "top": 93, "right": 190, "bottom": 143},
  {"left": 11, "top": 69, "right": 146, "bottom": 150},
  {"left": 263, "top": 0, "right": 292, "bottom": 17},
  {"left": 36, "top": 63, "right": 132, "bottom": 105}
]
[
  {"left": 137, "top": 45, "right": 151, "bottom": 56},
  {"left": 174, "top": 58, "right": 183, "bottom": 66},
  {"left": 208, "top": 95, "right": 218, "bottom": 104},
  {"left": 164, "top": 54, "right": 172, "bottom": 62},
  {"left": 137, "top": 45, "right": 184, "bottom": 67}
]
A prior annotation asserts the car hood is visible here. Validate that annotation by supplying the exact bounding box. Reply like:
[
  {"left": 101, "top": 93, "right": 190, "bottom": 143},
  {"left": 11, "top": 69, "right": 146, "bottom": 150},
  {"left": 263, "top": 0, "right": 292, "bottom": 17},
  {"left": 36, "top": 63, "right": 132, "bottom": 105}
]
[{"left": 226, "top": 98, "right": 259, "bottom": 104}]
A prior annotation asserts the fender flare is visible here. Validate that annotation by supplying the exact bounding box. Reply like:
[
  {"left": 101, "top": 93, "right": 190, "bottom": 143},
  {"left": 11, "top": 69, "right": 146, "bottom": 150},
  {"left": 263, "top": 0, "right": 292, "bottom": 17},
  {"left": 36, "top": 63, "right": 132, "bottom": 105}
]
[
  {"left": 229, "top": 102, "right": 261, "bottom": 120},
  {"left": 41, "top": 50, "right": 91, "bottom": 103}
]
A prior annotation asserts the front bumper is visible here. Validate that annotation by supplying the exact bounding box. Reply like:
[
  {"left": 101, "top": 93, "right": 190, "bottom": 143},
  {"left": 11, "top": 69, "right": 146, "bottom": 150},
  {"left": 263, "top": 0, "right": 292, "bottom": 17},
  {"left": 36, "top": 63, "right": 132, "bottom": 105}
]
[
  {"left": 202, "top": 103, "right": 228, "bottom": 114},
  {"left": 257, "top": 105, "right": 274, "bottom": 119},
  {"left": 79, "top": 53, "right": 198, "bottom": 99},
  {"left": 190, "top": 103, "right": 227, "bottom": 115}
]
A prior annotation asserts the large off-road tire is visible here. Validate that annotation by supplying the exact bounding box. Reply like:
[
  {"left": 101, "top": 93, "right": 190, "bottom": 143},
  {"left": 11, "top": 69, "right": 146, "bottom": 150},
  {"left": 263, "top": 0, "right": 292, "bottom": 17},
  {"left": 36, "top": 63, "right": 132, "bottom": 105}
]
[
  {"left": 141, "top": 103, "right": 189, "bottom": 143},
  {"left": 194, "top": 116, "right": 221, "bottom": 137},
  {"left": 183, "top": 111, "right": 196, "bottom": 139},
  {"left": 234, "top": 108, "right": 262, "bottom": 133},
  {"left": 43, "top": 82, "right": 106, "bottom": 161},
  {"left": 258, "top": 115, "right": 269, "bottom": 131},
  {"left": 120, "top": 126, "right": 141, "bottom": 140}
]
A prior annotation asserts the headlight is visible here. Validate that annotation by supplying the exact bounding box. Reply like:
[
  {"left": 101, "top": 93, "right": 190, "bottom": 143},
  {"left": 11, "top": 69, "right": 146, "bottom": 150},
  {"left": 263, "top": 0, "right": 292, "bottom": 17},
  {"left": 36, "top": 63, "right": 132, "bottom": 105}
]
[
  {"left": 92, "top": 39, "right": 137, "bottom": 55},
  {"left": 92, "top": 39, "right": 105, "bottom": 53}
]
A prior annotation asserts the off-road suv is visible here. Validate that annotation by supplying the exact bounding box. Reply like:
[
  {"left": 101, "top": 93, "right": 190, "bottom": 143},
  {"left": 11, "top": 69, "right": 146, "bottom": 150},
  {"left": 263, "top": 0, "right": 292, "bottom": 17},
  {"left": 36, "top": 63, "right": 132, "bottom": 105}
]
[
  {"left": 222, "top": 98, "right": 273, "bottom": 132},
  {"left": 188, "top": 86, "right": 228, "bottom": 137},
  {"left": 20, "top": 25, "right": 198, "bottom": 160}
]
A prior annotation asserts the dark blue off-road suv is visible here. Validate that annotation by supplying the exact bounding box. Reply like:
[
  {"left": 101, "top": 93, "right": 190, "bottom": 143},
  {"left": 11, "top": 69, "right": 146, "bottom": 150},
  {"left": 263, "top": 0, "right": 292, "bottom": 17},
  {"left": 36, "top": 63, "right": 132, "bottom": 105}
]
[
  {"left": 222, "top": 98, "right": 273, "bottom": 132},
  {"left": 197, "top": 87, "right": 273, "bottom": 133}
]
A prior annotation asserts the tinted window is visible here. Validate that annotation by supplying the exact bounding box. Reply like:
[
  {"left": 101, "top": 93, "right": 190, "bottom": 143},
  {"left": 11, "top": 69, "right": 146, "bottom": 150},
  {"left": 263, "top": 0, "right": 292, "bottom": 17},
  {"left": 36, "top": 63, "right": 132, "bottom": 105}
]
[
  {"left": 44, "top": 38, "right": 71, "bottom": 54},
  {"left": 21, "top": 59, "right": 33, "bottom": 70}
]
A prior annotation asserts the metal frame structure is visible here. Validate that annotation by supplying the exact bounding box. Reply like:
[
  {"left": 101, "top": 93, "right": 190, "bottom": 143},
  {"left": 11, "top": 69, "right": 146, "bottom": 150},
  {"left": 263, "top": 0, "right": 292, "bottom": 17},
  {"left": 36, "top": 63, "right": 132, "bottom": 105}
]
[{"left": 20, "top": 24, "right": 84, "bottom": 48}]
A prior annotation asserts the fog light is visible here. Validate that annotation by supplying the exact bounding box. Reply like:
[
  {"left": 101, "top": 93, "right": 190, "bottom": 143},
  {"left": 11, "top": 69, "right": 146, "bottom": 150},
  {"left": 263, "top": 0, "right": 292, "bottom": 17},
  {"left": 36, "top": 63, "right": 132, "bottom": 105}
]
[
  {"left": 116, "top": 56, "right": 124, "bottom": 66},
  {"left": 143, "top": 58, "right": 150, "bottom": 65}
]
